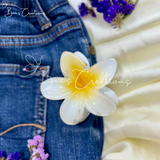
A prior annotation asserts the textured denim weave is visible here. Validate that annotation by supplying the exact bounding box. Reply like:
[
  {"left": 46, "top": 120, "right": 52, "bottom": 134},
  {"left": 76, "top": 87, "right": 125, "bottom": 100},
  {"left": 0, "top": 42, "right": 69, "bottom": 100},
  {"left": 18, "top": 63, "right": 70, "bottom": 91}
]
[{"left": 0, "top": 0, "right": 104, "bottom": 159}]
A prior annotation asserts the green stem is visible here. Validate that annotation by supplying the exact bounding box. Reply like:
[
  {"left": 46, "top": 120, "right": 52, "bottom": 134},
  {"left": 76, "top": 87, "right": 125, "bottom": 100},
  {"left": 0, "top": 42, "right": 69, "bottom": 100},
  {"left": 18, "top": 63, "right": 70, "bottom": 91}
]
[{"left": 135, "top": 0, "right": 139, "bottom": 6}]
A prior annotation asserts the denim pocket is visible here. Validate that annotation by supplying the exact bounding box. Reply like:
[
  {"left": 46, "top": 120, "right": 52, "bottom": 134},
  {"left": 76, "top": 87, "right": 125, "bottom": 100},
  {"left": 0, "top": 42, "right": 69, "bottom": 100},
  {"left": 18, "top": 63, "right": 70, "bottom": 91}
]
[{"left": 0, "top": 63, "right": 50, "bottom": 139}]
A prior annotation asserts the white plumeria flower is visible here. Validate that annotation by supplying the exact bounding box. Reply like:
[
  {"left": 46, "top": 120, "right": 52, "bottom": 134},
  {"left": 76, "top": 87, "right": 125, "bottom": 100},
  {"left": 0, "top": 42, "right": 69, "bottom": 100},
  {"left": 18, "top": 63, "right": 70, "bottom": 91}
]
[{"left": 40, "top": 51, "right": 118, "bottom": 125}]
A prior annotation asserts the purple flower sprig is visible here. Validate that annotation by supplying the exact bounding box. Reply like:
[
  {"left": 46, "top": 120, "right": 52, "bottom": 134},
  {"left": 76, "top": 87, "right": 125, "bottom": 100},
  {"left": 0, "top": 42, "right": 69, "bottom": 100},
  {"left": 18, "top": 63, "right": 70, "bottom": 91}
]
[
  {"left": 27, "top": 135, "right": 49, "bottom": 160},
  {"left": 0, "top": 151, "right": 7, "bottom": 160},
  {"left": 7, "top": 152, "right": 20, "bottom": 160},
  {"left": 78, "top": 0, "right": 139, "bottom": 28},
  {"left": 0, "top": 151, "right": 20, "bottom": 160},
  {"left": 78, "top": 3, "right": 96, "bottom": 18}
]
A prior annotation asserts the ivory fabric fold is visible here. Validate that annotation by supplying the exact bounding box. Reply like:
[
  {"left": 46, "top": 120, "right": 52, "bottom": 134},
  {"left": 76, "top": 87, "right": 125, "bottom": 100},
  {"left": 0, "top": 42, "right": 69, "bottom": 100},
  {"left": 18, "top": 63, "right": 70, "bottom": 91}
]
[{"left": 68, "top": 0, "right": 160, "bottom": 159}]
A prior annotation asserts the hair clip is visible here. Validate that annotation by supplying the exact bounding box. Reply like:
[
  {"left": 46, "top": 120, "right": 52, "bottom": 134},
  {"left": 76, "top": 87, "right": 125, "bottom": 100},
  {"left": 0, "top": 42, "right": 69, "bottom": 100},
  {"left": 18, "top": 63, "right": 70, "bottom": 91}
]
[{"left": 40, "top": 51, "right": 118, "bottom": 125}]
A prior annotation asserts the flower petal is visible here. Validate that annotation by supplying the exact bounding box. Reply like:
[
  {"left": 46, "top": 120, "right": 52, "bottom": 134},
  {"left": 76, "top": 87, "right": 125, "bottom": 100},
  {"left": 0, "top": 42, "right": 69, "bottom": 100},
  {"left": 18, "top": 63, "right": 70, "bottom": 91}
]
[
  {"left": 85, "top": 89, "right": 116, "bottom": 116},
  {"left": 88, "top": 58, "right": 117, "bottom": 89},
  {"left": 99, "top": 87, "right": 119, "bottom": 106},
  {"left": 60, "top": 91, "right": 87, "bottom": 125},
  {"left": 60, "top": 51, "right": 86, "bottom": 79},
  {"left": 74, "top": 51, "right": 90, "bottom": 69},
  {"left": 40, "top": 77, "right": 71, "bottom": 100}
]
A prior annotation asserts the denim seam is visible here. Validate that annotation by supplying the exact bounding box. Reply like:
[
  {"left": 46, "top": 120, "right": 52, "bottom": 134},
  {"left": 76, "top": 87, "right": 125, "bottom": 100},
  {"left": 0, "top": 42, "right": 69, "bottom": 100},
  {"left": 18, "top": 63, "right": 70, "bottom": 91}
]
[
  {"left": 46, "top": 0, "right": 67, "bottom": 14},
  {"left": 0, "top": 2, "right": 38, "bottom": 18},
  {"left": 40, "top": 70, "right": 45, "bottom": 137},
  {"left": 0, "top": 2, "right": 20, "bottom": 8},
  {"left": 41, "top": 98, "right": 45, "bottom": 137},
  {"left": 36, "top": 69, "right": 48, "bottom": 137},
  {"left": 78, "top": 25, "right": 91, "bottom": 60},
  {"left": 33, "top": 0, "right": 52, "bottom": 30},
  {"left": 67, "top": 5, "right": 92, "bottom": 65},
  {"left": 0, "top": 65, "right": 50, "bottom": 75},
  {"left": 0, "top": 19, "right": 79, "bottom": 39},
  {"left": 0, "top": 71, "right": 43, "bottom": 76},
  {"left": 97, "top": 117, "right": 104, "bottom": 160},
  {"left": 67, "top": 4, "right": 76, "bottom": 18},
  {"left": 36, "top": 72, "right": 41, "bottom": 135},
  {"left": 23, "top": 0, "right": 27, "bottom": 9},
  {"left": 67, "top": 5, "right": 90, "bottom": 50},
  {"left": 0, "top": 66, "right": 20, "bottom": 68},
  {"left": 0, "top": 25, "right": 80, "bottom": 46},
  {"left": 0, "top": 1, "right": 68, "bottom": 18},
  {"left": 42, "top": 22, "right": 50, "bottom": 29},
  {"left": 0, "top": 71, "right": 20, "bottom": 74},
  {"left": 32, "top": 0, "right": 44, "bottom": 26},
  {"left": 40, "top": 67, "right": 50, "bottom": 138}
]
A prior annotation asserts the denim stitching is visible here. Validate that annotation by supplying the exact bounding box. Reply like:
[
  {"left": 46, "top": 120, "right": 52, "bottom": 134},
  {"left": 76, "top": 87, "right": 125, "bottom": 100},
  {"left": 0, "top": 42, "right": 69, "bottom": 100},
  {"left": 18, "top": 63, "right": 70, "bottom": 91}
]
[
  {"left": 0, "top": 65, "right": 49, "bottom": 76},
  {"left": 46, "top": 0, "right": 67, "bottom": 14},
  {"left": 0, "top": 71, "right": 44, "bottom": 77},
  {"left": 0, "top": 19, "right": 78, "bottom": 39},
  {"left": 0, "top": 123, "right": 46, "bottom": 136},
  {"left": 0, "top": 71, "right": 20, "bottom": 74},
  {"left": 42, "top": 22, "right": 50, "bottom": 29},
  {"left": 35, "top": 0, "right": 48, "bottom": 24},
  {"left": 41, "top": 98, "right": 45, "bottom": 137},
  {"left": 66, "top": 5, "right": 92, "bottom": 64},
  {"left": 0, "top": 1, "right": 68, "bottom": 18},
  {"left": 33, "top": 0, "right": 51, "bottom": 28},
  {"left": 32, "top": 0, "right": 43, "bottom": 26},
  {"left": 0, "top": 25, "right": 79, "bottom": 46},
  {"left": 0, "top": 67, "right": 48, "bottom": 135},
  {"left": 67, "top": 5, "right": 90, "bottom": 51},
  {"left": 40, "top": 69, "right": 44, "bottom": 137},
  {"left": 36, "top": 71, "right": 42, "bottom": 135},
  {"left": 0, "top": 2, "right": 20, "bottom": 9},
  {"left": 67, "top": 4, "right": 76, "bottom": 18},
  {"left": 0, "top": 2, "right": 38, "bottom": 18},
  {"left": 0, "top": 66, "right": 20, "bottom": 68}
]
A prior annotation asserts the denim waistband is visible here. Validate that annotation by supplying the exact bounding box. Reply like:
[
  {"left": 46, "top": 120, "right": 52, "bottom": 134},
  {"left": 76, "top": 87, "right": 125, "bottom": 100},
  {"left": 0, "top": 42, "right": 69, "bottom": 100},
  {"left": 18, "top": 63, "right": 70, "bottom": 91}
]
[
  {"left": 0, "top": 0, "right": 67, "bottom": 12},
  {"left": 0, "top": 0, "right": 68, "bottom": 30}
]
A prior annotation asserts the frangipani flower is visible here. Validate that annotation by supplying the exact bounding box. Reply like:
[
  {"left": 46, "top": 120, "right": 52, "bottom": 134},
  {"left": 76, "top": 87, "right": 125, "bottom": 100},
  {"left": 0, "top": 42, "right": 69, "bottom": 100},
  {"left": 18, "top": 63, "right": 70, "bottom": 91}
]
[{"left": 40, "top": 51, "right": 118, "bottom": 125}]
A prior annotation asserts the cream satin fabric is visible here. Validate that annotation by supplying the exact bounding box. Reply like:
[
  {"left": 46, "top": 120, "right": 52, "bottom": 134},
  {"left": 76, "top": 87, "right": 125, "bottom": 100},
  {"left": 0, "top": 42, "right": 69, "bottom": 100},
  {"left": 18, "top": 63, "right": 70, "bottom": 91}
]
[{"left": 68, "top": 0, "right": 160, "bottom": 159}]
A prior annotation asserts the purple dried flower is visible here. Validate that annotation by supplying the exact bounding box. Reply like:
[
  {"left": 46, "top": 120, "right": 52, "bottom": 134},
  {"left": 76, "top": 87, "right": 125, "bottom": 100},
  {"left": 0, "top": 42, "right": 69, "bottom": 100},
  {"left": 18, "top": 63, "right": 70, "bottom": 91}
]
[
  {"left": 32, "top": 148, "right": 49, "bottom": 160},
  {"left": 32, "top": 148, "right": 44, "bottom": 156},
  {"left": 40, "top": 152, "right": 49, "bottom": 160},
  {"left": 113, "top": 0, "right": 135, "bottom": 16},
  {"left": 97, "top": 0, "right": 111, "bottom": 13},
  {"left": 91, "top": 10, "right": 96, "bottom": 17},
  {"left": 78, "top": 0, "right": 136, "bottom": 28},
  {"left": 103, "top": 13, "right": 111, "bottom": 23},
  {"left": 28, "top": 139, "right": 38, "bottom": 148},
  {"left": 28, "top": 135, "right": 44, "bottom": 148},
  {"left": 103, "top": 4, "right": 121, "bottom": 23},
  {"left": 28, "top": 135, "right": 49, "bottom": 160},
  {"left": 116, "top": 0, "right": 127, "bottom": 5},
  {"left": 78, "top": 3, "right": 89, "bottom": 17},
  {"left": 33, "top": 135, "right": 44, "bottom": 143},
  {"left": 121, "top": 3, "right": 135, "bottom": 15},
  {"left": 8, "top": 152, "right": 20, "bottom": 160},
  {"left": 37, "top": 142, "right": 44, "bottom": 149},
  {"left": 91, "top": 0, "right": 99, "bottom": 7},
  {"left": 0, "top": 151, "right": 7, "bottom": 158},
  {"left": 103, "top": 0, "right": 135, "bottom": 24}
]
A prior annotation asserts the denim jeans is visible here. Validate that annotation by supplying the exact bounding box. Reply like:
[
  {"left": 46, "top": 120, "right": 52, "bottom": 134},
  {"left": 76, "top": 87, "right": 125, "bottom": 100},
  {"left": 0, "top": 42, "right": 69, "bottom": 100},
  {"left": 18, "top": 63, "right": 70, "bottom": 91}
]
[{"left": 0, "top": 0, "right": 104, "bottom": 159}]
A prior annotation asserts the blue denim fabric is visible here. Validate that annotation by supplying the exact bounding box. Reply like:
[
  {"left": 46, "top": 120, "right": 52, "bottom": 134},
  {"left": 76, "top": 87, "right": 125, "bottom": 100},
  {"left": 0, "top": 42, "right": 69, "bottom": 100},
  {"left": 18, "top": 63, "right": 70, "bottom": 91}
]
[{"left": 0, "top": 0, "right": 104, "bottom": 159}]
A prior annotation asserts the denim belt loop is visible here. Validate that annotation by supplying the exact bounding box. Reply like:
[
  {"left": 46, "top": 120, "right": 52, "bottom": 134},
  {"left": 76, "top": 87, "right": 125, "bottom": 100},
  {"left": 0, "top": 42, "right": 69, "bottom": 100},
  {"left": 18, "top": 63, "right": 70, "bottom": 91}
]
[{"left": 31, "top": 0, "right": 52, "bottom": 31}]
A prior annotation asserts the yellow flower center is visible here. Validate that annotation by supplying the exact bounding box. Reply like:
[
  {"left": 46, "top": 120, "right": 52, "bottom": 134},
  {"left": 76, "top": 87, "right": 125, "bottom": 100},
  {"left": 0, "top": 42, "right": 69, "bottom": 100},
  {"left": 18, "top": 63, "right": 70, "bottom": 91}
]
[{"left": 67, "top": 68, "right": 98, "bottom": 92}]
